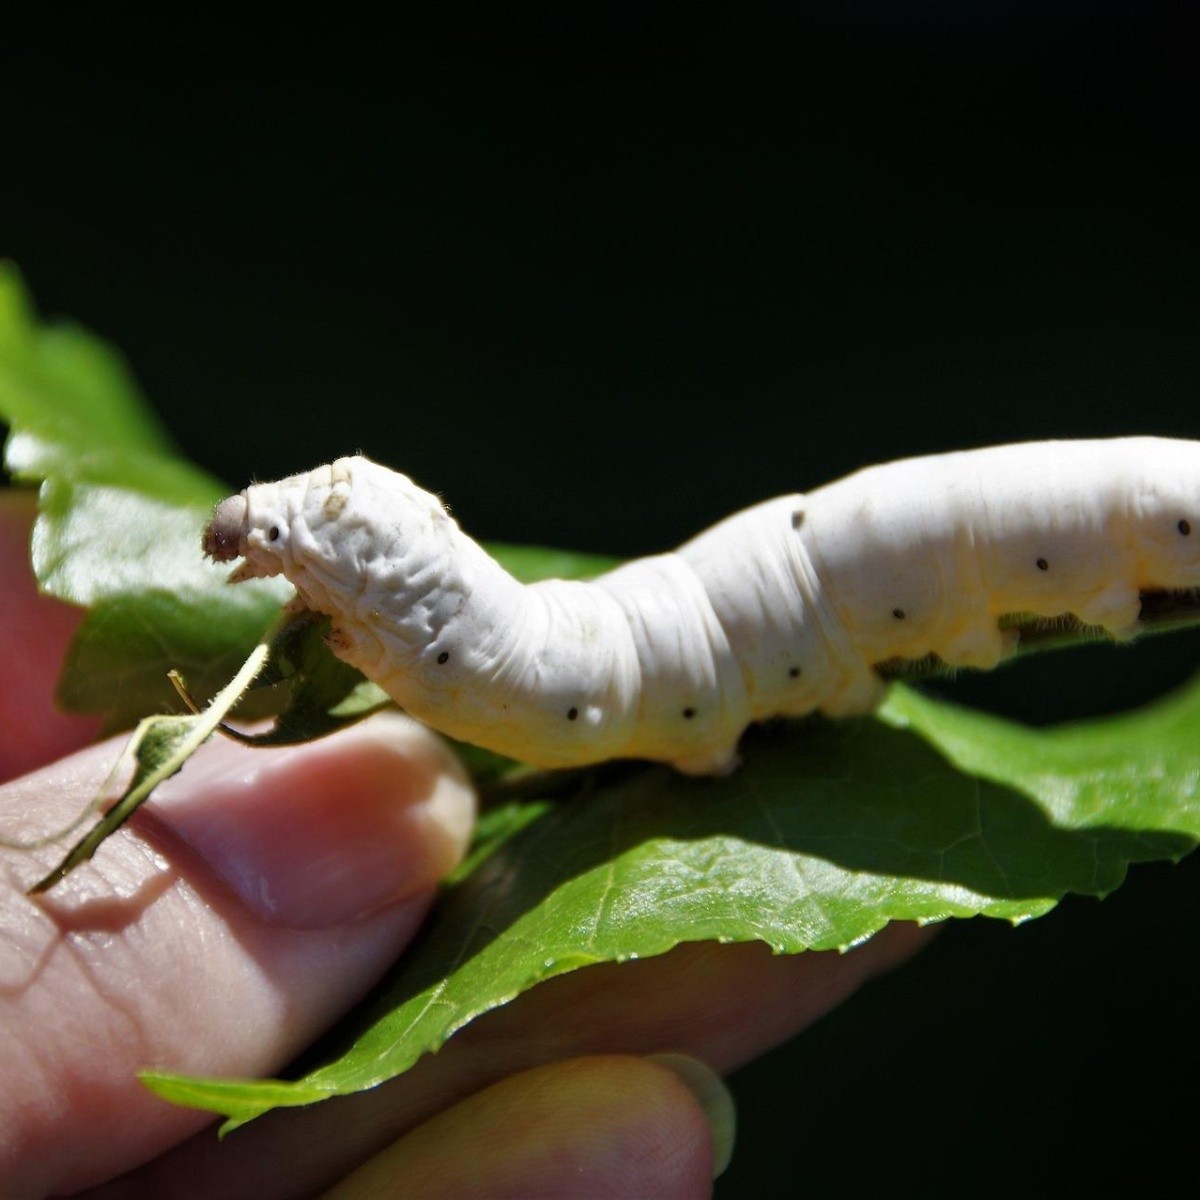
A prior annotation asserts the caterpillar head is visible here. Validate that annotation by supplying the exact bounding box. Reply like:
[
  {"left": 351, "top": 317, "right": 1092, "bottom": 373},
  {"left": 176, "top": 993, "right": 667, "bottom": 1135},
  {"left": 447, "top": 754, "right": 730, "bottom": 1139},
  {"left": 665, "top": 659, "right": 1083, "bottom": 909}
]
[
  {"left": 203, "top": 493, "right": 249, "bottom": 562},
  {"left": 203, "top": 456, "right": 460, "bottom": 611},
  {"left": 202, "top": 463, "right": 319, "bottom": 581}
]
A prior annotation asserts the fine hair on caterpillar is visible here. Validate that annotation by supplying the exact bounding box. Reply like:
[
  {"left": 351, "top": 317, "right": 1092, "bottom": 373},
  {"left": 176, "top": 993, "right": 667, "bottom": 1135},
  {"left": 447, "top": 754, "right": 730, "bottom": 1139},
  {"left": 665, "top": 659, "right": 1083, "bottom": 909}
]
[{"left": 203, "top": 437, "right": 1200, "bottom": 775}]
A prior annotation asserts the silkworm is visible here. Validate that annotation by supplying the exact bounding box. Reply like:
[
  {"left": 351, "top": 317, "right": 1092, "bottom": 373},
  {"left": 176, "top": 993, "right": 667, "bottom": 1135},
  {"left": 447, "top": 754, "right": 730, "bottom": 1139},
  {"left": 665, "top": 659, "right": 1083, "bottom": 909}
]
[{"left": 202, "top": 437, "right": 1200, "bottom": 774}]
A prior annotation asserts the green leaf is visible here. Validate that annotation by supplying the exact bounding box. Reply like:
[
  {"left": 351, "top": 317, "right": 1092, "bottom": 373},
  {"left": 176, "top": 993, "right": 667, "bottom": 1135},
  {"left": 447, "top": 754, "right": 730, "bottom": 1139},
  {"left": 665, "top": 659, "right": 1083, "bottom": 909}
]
[
  {"left": 491, "top": 542, "right": 619, "bottom": 581},
  {"left": 6, "top": 265, "right": 1199, "bottom": 1138},
  {"left": 27, "top": 635, "right": 275, "bottom": 893},
  {"left": 0, "top": 264, "right": 291, "bottom": 726},
  {"left": 143, "top": 676, "right": 1200, "bottom": 1131},
  {"left": 26, "top": 611, "right": 409, "bottom": 893},
  {"left": 208, "top": 612, "right": 392, "bottom": 746},
  {"left": 0, "top": 263, "right": 215, "bottom": 503}
]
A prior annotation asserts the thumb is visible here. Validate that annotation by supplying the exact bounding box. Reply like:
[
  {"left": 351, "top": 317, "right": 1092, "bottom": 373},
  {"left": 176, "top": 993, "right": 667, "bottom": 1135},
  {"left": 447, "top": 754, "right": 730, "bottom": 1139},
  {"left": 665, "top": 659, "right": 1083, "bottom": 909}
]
[
  {"left": 0, "top": 488, "right": 103, "bottom": 781},
  {"left": 0, "top": 711, "right": 475, "bottom": 1198}
]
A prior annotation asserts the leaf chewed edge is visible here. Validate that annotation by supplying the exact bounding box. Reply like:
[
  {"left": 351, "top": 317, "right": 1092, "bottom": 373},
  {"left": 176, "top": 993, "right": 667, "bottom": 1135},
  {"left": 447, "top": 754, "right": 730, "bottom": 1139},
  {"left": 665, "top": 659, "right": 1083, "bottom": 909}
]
[{"left": 3, "top": 264, "right": 1199, "bottom": 1134}]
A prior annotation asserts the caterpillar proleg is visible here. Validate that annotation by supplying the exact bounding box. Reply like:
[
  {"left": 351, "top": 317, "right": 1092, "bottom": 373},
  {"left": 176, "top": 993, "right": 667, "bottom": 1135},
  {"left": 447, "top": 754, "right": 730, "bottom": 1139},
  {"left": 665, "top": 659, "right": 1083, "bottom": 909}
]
[{"left": 203, "top": 437, "right": 1200, "bottom": 775}]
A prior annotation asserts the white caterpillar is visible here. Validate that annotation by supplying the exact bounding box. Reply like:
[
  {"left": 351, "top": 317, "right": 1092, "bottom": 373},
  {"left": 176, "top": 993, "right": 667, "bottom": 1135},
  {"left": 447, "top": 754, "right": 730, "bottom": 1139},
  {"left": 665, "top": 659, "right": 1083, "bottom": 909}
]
[{"left": 203, "top": 437, "right": 1200, "bottom": 775}]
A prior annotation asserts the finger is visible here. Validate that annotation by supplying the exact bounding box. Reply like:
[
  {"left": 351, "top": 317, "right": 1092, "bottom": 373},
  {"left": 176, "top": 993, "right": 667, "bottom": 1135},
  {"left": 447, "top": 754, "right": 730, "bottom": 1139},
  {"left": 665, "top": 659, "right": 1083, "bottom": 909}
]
[
  {"left": 0, "top": 489, "right": 103, "bottom": 781},
  {"left": 477, "top": 917, "right": 935, "bottom": 1075},
  {"left": 320, "top": 1056, "right": 728, "bottom": 1200},
  {"left": 97, "top": 922, "right": 930, "bottom": 1198},
  {"left": 0, "top": 711, "right": 475, "bottom": 1198}
]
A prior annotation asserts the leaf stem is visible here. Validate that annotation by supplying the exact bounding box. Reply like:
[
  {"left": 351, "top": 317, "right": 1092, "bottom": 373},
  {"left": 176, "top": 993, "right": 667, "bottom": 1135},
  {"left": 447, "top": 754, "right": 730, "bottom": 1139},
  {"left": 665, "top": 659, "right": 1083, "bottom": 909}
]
[{"left": 27, "top": 622, "right": 280, "bottom": 894}]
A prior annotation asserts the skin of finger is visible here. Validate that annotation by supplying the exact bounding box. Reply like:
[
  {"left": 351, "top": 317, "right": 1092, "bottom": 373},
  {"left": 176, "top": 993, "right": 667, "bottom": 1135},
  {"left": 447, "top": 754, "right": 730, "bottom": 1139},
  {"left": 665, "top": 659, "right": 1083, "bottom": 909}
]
[
  {"left": 318, "top": 1056, "right": 716, "bottom": 1200},
  {"left": 0, "top": 489, "right": 103, "bottom": 782},
  {"left": 90, "top": 923, "right": 932, "bottom": 1199},
  {"left": 0, "top": 720, "right": 475, "bottom": 1199}
]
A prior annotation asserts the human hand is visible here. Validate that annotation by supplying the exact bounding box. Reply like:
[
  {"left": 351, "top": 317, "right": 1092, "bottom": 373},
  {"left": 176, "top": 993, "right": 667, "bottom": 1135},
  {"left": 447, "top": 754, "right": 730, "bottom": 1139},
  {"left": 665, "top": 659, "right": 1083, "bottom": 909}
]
[{"left": 0, "top": 490, "right": 930, "bottom": 1199}]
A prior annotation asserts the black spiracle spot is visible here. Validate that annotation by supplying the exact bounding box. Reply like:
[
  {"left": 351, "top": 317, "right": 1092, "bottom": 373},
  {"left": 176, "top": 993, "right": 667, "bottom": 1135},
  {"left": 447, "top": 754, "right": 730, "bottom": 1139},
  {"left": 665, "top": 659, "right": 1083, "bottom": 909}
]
[
  {"left": 268, "top": 525, "right": 280, "bottom": 542},
  {"left": 791, "top": 509, "right": 805, "bottom": 531},
  {"left": 892, "top": 608, "right": 906, "bottom": 620},
  {"left": 1036, "top": 557, "right": 1049, "bottom": 571},
  {"left": 682, "top": 707, "right": 697, "bottom": 719},
  {"left": 788, "top": 666, "right": 802, "bottom": 679},
  {"left": 567, "top": 707, "right": 579, "bottom": 721},
  {"left": 1179, "top": 519, "right": 1192, "bottom": 536},
  {"left": 436, "top": 651, "right": 450, "bottom": 665}
]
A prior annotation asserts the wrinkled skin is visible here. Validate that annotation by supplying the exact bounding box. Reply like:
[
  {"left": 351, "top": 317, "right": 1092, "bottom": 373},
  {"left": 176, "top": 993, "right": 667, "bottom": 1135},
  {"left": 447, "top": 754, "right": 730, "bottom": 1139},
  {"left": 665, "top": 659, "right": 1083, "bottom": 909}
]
[{"left": 0, "top": 490, "right": 930, "bottom": 1199}]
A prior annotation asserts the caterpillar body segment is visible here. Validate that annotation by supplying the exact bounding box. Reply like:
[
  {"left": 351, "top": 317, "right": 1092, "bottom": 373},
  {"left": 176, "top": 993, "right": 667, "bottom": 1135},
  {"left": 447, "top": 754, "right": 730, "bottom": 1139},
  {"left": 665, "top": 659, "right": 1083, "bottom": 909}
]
[{"left": 203, "top": 437, "right": 1200, "bottom": 774}]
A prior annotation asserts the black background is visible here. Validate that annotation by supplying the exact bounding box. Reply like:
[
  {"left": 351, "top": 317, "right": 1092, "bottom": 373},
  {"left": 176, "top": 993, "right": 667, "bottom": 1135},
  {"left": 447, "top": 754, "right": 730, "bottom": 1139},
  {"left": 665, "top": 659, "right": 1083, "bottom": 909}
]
[{"left": 4, "top": 5, "right": 1199, "bottom": 1194}]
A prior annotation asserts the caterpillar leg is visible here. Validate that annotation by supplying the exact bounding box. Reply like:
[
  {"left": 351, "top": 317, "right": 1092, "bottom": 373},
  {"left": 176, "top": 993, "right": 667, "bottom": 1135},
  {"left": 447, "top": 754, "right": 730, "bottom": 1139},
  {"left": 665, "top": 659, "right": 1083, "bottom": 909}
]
[
  {"left": 1073, "top": 586, "right": 1144, "bottom": 642},
  {"left": 818, "top": 670, "right": 889, "bottom": 719},
  {"left": 670, "top": 743, "right": 742, "bottom": 777},
  {"left": 938, "top": 623, "right": 1009, "bottom": 671}
]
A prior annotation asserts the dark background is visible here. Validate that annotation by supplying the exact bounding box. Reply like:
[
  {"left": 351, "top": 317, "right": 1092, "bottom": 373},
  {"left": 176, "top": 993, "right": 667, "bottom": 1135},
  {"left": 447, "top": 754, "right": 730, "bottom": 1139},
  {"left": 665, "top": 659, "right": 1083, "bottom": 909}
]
[{"left": 4, "top": 5, "right": 1198, "bottom": 1194}]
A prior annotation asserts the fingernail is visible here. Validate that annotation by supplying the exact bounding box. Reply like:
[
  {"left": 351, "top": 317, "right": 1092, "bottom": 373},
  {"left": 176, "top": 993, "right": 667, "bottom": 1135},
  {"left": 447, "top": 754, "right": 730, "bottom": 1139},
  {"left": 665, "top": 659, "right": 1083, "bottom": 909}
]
[
  {"left": 151, "top": 712, "right": 476, "bottom": 928},
  {"left": 648, "top": 1053, "right": 737, "bottom": 1178}
]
